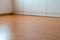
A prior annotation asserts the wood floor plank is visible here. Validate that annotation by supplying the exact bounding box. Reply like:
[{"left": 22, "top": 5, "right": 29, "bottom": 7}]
[
  {"left": 0, "top": 15, "right": 60, "bottom": 40},
  {"left": 15, "top": 15, "right": 60, "bottom": 40}
]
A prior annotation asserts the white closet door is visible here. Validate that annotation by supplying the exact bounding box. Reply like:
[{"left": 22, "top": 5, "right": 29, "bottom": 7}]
[
  {"left": 14, "top": 0, "right": 24, "bottom": 14},
  {"left": 0, "top": 0, "right": 13, "bottom": 14},
  {"left": 14, "top": 0, "right": 24, "bottom": 12},
  {"left": 33, "top": 0, "right": 46, "bottom": 16},
  {"left": 47, "top": 0, "right": 60, "bottom": 17},
  {"left": 24, "top": 0, "right": 34, "bottom": 15}
]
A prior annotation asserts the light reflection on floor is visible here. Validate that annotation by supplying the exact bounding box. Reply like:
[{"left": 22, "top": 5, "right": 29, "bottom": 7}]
[
  {"left": 0, "top": 15, "right": 60, "bottom": 40},
  {"left": 0, "top": 23, "right": 12, "bottom": 40},
  {"left": 0, "top": 15, "right": 13, "bottom": 40}
]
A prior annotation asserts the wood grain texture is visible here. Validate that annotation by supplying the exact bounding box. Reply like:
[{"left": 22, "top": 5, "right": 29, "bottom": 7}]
[
  {"left": 0, "top": 15, "right": 60, "bottom": 40},
  {"left": 14, "top": 15, "right": 60, "bottom": 40}
]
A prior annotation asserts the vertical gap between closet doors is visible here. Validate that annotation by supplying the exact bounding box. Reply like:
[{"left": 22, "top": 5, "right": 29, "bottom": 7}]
[
  {"left": 32, "top": 0, "right": 34, "bottom": 15},
  {"left": 46, "top": 0, "right": 48, "bottom": 24},
  {"left": 23, "top": 0, "right": 24, "bottom": 15},
  {"left": 46, "top": 0, "right": 47, "bottom": 16},
  {"left": 12, "top": 0, "right": 14, "bottom": 14}
]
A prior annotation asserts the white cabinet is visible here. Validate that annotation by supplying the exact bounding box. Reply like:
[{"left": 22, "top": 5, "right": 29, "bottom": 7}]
[
  {"left": 47, "top": 0, "right": 60, "bottom": 17},
  {"left": 0, "top": 0, "right": 13, "bottom": 13}
]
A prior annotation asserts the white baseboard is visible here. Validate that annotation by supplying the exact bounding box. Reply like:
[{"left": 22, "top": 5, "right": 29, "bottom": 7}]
[
  {"left": 47, "top": 13, "right": 60, "bottom": 17},
  {"left": 14, "top": 11, "right": 46, "bottom": 16},
  {"left": 14, "top": 11, "right": 60, "bottom": 17},
  {"left": 14, "top": 11, "right": 33, "bottom": 15}
]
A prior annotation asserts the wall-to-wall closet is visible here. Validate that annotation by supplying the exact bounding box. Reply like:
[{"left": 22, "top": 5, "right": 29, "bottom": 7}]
[
  {"left": 14, "top": 0, "right": 60, "bottom": 17},
  {"left": 0, "top": 0, "right": 60, "bottom": 17},
  {"left": 14, "top": 0, "right": 46, "bottom": 16},
  {"left": 0, "top": 0, "right": 13, "bottom": 14},
  {"left": 47, "top": 0, "right": 60, "bottom": 17}
]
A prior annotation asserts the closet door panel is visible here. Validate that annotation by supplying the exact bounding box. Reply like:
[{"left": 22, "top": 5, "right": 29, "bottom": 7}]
[
  {"left": 33, "top": 0, "right": 46, "bottom": 16},
  {"left": 47, "top": 0, "right": 60, "bottom": 13},
  {"left": 33, "top": 0, "right": 46, "bottom": 12},
  {"left": 47, "top": 0, "right": 60, "bottom": 17},
  {"left": 14, "top": 0, "right": 24, "bottom": 11},
  {"left": 24, "top": 0, "right": 34, "bottom": 12}
]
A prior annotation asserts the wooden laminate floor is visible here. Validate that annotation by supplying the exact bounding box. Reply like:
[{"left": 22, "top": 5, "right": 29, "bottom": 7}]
[{"left": 0, "top": 15, "right": 60, "bottom": 40}]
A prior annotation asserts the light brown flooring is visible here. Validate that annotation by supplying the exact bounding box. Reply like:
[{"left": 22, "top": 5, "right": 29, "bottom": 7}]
[{"left": 0, "top": 15, "right": 60, "bottom": 40}]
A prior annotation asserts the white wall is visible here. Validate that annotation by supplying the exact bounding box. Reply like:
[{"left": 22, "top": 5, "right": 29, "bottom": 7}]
[
  {"left": 0, "top": 0, "right": 13, "bottom": 14},
  {"left": 14, "top": 0, "right": 24, "bottom": 12}
]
